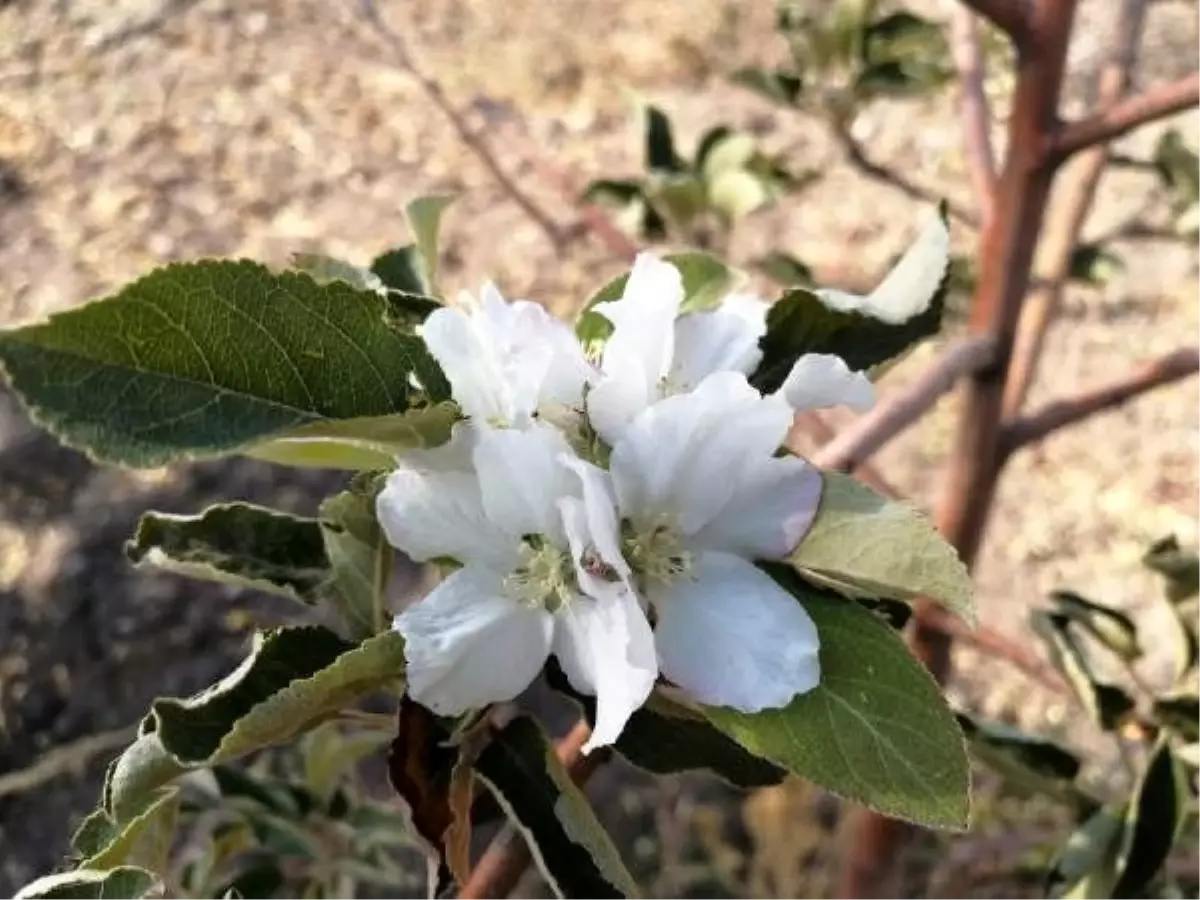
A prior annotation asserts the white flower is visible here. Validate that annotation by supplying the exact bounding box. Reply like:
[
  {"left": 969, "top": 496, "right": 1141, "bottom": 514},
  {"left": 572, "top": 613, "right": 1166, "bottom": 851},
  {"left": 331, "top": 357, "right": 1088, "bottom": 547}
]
[
  {"left": 376, "top": 423, "right": 656, "bottom": 752},
  {"left": 607, "top": 371, "right": 824, "bottom": 712},
  {"left": 419, "top": 284, "right": 594, "bottom": 429}
]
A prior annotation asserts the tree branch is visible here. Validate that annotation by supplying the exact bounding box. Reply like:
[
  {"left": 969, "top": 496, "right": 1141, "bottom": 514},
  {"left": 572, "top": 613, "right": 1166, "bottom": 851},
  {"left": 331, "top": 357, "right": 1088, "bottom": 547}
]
[
  {"left": 1050, "top": 71, "right": 1200, "bottom": 162},
  {"left": 1001, "top": 347, "right": 1199, "bottom": 457},
  {"left": 957, "top": 0, "right": 1030, "bottom": 43},
  {"left": 357, "top": 0, "right": 566, "bottom": 252},
  {"left": 812, "top": 337, "right": 997, "bottom": 473},
  {"left": 951, "top": 6, "right": 999, "bottom": 223}
]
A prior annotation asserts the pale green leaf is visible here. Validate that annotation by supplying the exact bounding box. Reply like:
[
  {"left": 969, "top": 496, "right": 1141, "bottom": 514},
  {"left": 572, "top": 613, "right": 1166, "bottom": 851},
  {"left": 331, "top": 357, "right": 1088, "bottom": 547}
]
[
  {"left": 405, "top": 194, "right": 456, "bottom": 294},
  {"left": 82, "top": 788, "right": 180, "bottom": 873},
  {"left": 703, "top": 580, "right": 970, "bottom": 830},
  {"left": 789, "top": 473, "right": 974, "bottom": 624},
  {"left": 290, "top": 254, "right": 385, "bottom": 294},
  {"left": 707, "top": 168, "right": 770, "bottom": 220},
  {"left": 698, "top": 131, "right": 758, "bottom": 178},
  {"left": 319, "top": 483, "right": 389, "bottom": 640},
  {"left": 15, "top": 868, "right": 156, "bottom": 900}
]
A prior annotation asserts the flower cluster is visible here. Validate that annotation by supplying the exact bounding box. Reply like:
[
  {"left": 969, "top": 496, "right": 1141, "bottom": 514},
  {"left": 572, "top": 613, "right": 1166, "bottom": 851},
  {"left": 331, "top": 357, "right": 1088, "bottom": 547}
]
[{"left": 377, "top": 216, "right": 948, "bottom": 751}]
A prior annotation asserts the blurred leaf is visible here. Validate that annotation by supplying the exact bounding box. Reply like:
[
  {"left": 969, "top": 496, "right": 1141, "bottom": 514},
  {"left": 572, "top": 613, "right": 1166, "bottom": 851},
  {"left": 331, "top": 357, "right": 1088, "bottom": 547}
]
[
  {"left": 0, "top": 261, "right": 447, "bottom": 467},
  {"left": 644, "top": 104, "right": 683, "bottom": 173},
  {"left": 576, "top": 252, "right": 735, "bottom": 348},
  {"left": 1176, "top": 743, "right": 1200, "bottom": 769},
  {"left": 754, "top": 252, "right": 816, "bottom": 286},
  {"left": 1068, "top": 244, "right": 1125, "bottom": 286},
  {"left": 857, "top": 12, "right": 951, "bottom": 98},
  {"left": 319, "top": 479, "right": 390, "bottom": 640},
  {"left": 856, "top": 596, "right": 913, "bottom": 630},
  {"left": 80, "top": 788, "right": 180, "bottom": 874},
  {"left": 789, "top": 474, "right": 974, "bottom": 624},
  {"left": 302, "top": 723, "right": 390, "bottom": 807},
  {"left": 956, "top": 714, "right": 1086, "bottom": 806},
  {"left": 1143, "top": 535, "right": 1199, "bottom": 603},
  {"left": 649, "top": 173, "right": 708, "bottom": 228},
  {"left": 946, "top": 254, "right": 977, "bottom": 297},
  {"left": 705, "top": 578, "right": 970, "bottom": 830},
  {"left": 1112, "top": 738, "right": 1189, "bottom": 898},
  {"left": 15, "top": 867, "right": 156, "bottom": 900},
  {"left": 370, "top": 246, "right": 428, "bottom": 297},
  {"left": 1153, "top": 129, "right": 1200, "bottom": 211},
  {"left": 1031, "top": 612, "right": 1136, "bottom": 731},
  {"left": 1049, "top": 590, "right": 1142, "bottom": 662},
  {"left": 698, "top": 131, "right": 758, "bottom": 178},
  {"left": 290, "top": 254, "right": 384, "bottom": 294},
  {"left": 473, "top": 716, "right": 641, "bottom": 898},
  {"left": 1152, "top": 694, "right": 1199, "bottom": 742},
  {"left": 1047, "top": 805, "right": 1125, "bottom": 899},
  {"left": 212, "top": 861, "right": 285, "bottom": 900},
  {"left": 125, "top": 503, "right": 328, "bottom": 605},
  {"left": 404, "top": 194, "right": 455, "bottom": 295},
  {"left": 693, "top": 126, "right": 734, "bottom": 171},
  {"left": 382, "top": 290, "right": 443, "bottom": 331},
  {"left": 707, "top": 168, "right": 771, "bottom": 220},
  {"left": 729, "top": 67, "right": 804, "bottom": 107}
]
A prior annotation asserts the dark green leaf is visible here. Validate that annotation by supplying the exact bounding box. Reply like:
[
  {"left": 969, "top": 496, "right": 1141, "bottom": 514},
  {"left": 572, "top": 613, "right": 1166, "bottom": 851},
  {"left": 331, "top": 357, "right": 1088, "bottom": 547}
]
[
  {"left": 0, "top": 261, "right": 447, "bottom": 467},
  {"left": 15, "top": 868, "right": 156, "bottom": 900},
  {"left": 473, "top": 716, "right": 641, "bottom": 898},
  {"left": 1031, "top": 612, "right": 1136, "bottom": 731},
  {"left": 583, "top": 179, "right": 646, "bottom": 206},
  {"left": 575, "top": 252, "right": 735, "bottom": 349},
  {"left": 729, "top": 67, "right": 804, "bottom": 107},
  {"left": 1143, "top": 535, "right": 1199, "bottom": 603},
  {"left": 1068, "top": 244, "right": 1125, "bottom": 286},
  {"left": 124, "top": 503, "right": 328, "bottom": 605},
  {"left": 1153, "top": 130, "right": 1200, "bottom": 210},
  {"left": 1152, "top": 694, "right": 1199, "bottom": 742},
  {"left": 644, "top": 104, "right": 683, "bottom": 173},
  {"left": 956, "top": 713, "right": 1085, "bottom": 804},
  {"left": 703, "top": 579, "right": 970, "bottom": 830},
  {"left": 319, "top": 482, "right": 389, "bottom": 640},
  {"left": 213, "top": 861, "right": 285, "bottom": 900},
  {"left": 754, "top": 252, "right": 816, "bottom": 287},
  {"left": 1112, "top": 738, "right": 1189, "bottom": 898},
  {"left": 694, "top": 126, "right": 734, "bottom": 170},
  {"left": 370, "top": 246, "right": 428, "bottom": 296},
  {"left": 1049, "top": 590, "right": 1142, "bottom": 661},
  {"left": 1047, "top": 805, "right": 1125, "bottom": 899},
  {"left": 382, "top": 290, "right": 442, "bottom": 331},
  {"left": 290, "top": 254, "right": 384, "bottom": 293}
]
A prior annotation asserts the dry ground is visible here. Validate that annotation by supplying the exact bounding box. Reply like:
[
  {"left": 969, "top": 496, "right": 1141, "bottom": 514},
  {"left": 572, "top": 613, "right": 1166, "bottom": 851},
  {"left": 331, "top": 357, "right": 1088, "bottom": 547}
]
[{"left": 0, "top": 0, "right": 1197, "bottom": 896}]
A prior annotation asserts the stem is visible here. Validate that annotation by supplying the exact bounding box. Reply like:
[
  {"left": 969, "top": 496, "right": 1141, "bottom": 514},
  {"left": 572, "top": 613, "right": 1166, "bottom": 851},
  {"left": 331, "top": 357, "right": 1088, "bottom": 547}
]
[{"left": 951, "top": 5, "right": 999, "bottom": 224}]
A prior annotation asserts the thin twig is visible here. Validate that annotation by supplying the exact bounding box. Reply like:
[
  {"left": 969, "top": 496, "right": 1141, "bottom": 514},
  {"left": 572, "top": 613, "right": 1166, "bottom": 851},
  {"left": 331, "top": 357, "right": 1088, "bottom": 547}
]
[
  {"left": 1050, "top": 71, "right": 1200, "bottom": 163},
  {"left": 1001, "top": 347, "right": 1199, "bottom": 457},
  {"left": 957, "top": 0, "right": 1030, "bottom": 42},
  {"left": 458, "top": 720, "right": 606, "bottom": 899},
  {"left": 529, "top": 159, "right": 640, "bottom": 262},
  {"left": 0, "top": 728, "right": 134, "bottom": 799},
  {"left": 357, "top": 0, "right": 566, "bottom": 252},
  {"left": 951, "top": 6, "right": 999, "bottom": 224},
  {"left": 812, "top": 337, "right": 997, "bottom": 473}
]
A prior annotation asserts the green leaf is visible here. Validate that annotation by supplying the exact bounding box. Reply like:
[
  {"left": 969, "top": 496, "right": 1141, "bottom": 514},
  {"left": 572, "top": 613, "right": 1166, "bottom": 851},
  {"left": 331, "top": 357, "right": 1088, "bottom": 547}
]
[
  {"left": 703, "top": 580, "right": 970, "bottom": 830},
  {"left": 473, "top": 716, "right": 641, "bottom": 898},
  {"left": 124, "top": 503, "right": 328, "bottom": 605},
  {"left": 754, "top": 252, "right": 816, "bottom": 287},
  {"left": 648, "top": 173, "right": 708, "bottom": 228},
  {"left": 1152, "top": 693, "right": 1199, "bottom": 742},
  {"left": 583, "top": 179, "right": 646, "bottom": 206},
  {"left": 1031, "top": 612, "right": 1136, "bottom": 731},
  {"left": 1049, "top": 590, "right": 1142, "bottom": 662},
  {"left": 729, "top": 67, "right": 804, "bottom": 107},
  {"left": 318, "top": 482, "right": 390, "bottom": 640},
  {"left": 1068, "top": 244, "right": 1125, "bottom": 286},
  {"left": 244, "top": 403, "right": 458, "bottom": 471},
  {"left": 752, "top": 276, "right": 946, "bottom": 390},
  {"left": 1112, "top": 738, "right": 1189, "bottom": 898},
  {"left": 302, "top": 723, "right": 390, "bottom": 807},
  {"left": 370, "top": 246, "right": 428, "bottom": 296},
  {"left": 697, "top": 131, "right": 758, "bottom": 178},
  {"left": 1047, "top": 805, "right": 1125, "bottom": 899},
  {"left": 693, "top": 126, "right": 733, "bottom": 171},
  {"left": 15, "top": 868, "right": 157, "bottom": 900},
  {"left": 707, "top": 168, "right": 771, "bottom": 220},
  {"left": 788, "top": 473, "right": 974, "bottom": 624},
  {"left": 0, "top": 260, "right": 448, "bottom": 467},
  {"left": 1154, "top": 129, "right": 1200, "bottom": 211},
  {"left": 575, "top": 252, "right": 735, "bottom": 349},
  {"left": 81, "top": 788, "right": 180, "bottom": 873},
  {"left": 1143, "top": 535, "right": 1200, "bottom": 603},
  {"left": 405, "top": 194, "right": 455, "bottom": 295},
  {"left": 290, "top": 254, "right": 385, "bottom": 294},
  {"left": 643, "top": 104, "right": 683, "bottom": 173},
  {"left": 153, "top": 627, "right": 404, "bottom": 765},
  {"left": 955, "top": 713, "right": 1085, "bottom": 804}
]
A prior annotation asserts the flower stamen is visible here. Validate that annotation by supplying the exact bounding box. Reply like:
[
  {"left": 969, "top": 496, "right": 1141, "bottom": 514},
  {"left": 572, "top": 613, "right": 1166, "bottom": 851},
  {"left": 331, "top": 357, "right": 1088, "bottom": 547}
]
[{"left": 504, "top": 538, "right": 576, "bottom": 613}]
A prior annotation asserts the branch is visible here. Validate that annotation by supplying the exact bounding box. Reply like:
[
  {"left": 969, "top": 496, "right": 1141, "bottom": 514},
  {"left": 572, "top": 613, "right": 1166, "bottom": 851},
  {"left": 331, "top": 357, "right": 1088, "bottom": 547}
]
[
  {"left": 957, "top": 0, "right": 1029, "bottom": 43},
  {"left": 1051, "top": 72, "right": 1200, "bottom": 162},
  {"left": 1001, "top": 347, "right": 1199, "bottom": 456},
  {"left": 530, "top": 159, "right": 640, "bottom": 262},
  {"left": 458, "top": 720, "right": 605, "bottom": 899},
  {"left": 951, "top": 6, "right": 999, "bottom": 223},
  {"left": 812, "top": 337, "right": 997, "bottom": 473},
  {"left": 357, "top": 0, "right": 566, "bottom": 251}
]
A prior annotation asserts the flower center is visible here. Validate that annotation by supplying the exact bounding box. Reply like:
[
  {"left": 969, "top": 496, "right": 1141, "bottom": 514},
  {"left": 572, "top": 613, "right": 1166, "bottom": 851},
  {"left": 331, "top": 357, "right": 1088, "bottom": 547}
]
[
  {"left": 503, "top": 536, "right": 576, "bottom": 613},
  {"left": 623, "top": 517, "right": 693, "bottom": 588}
]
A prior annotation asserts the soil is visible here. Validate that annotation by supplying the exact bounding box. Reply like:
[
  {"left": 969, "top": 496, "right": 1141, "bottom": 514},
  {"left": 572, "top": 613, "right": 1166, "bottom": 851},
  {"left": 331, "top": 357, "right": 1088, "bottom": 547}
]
[{"left": 0, "top": 0, "right": 1196, "bottom": 896}]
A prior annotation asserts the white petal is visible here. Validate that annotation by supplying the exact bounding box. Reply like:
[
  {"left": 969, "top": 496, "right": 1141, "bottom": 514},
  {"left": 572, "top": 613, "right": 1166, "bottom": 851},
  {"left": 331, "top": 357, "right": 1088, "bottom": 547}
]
[
  {"left": 610, "top": 371, "right": 794, "bottom": 534},
  {"left": 779, "top": 353, "right": 876, "bottom": 412},
  {"left": 539, "top": 315, "right": 598, "bottom": 409},
  {"left": 691, "top": 455, "right": 822, "bottom": 560},
  {"left": 813, "top": 213, "right": 949, "bottom": 324},
  {"left": 472, "top": 424, "right": 576, "bottom": 543},
  {"left": 376, "top": 457, "right": 516, "bottom": 571},
  {"left": 669, "top": 296, "right": 768, "bottom": 391},
  {"left": 394, "top": 565, "right": 554, "bottom": 715},
  {"left": 586, "top": 374, "right": 651, "bottom": 447},
  {"left": 558, "top": 457, "right": 631, "bottom": 588},
  {"left": 653, "top": 552, "right": 820, "bottom": 711},
  {"left": 552, "top": 591, "right": 657, "bottom": 752}
]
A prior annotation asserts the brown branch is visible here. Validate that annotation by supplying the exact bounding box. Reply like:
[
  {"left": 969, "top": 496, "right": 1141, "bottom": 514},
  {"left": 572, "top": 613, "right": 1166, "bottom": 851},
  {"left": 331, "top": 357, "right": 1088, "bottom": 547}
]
[
  {"left": 356, "top": 0, "right": 566, "bottom": 252},
  {"left": 1001, "top": 347, "right": 1199, "bottom": 457},
  {"left": 1050, "top": 71, "right": 1200, "bottom": 163},
  {"left": 458, "top": 720, "right": 605, "bottom": 899},
  {"left": 957, "top": 0, "right": 1030, "bottom": 42},
  {"left": 951, "top": 6, "right": 999, "bottom": 224},
  {"left": 529, "top": 159, "right": 640, "bottom": 262},
  {"left": 812, "top": 337, "right": 997, "bottom": 474},
  {"left": 1003, "top": 0, "right": 1149, "bottom": 416}
]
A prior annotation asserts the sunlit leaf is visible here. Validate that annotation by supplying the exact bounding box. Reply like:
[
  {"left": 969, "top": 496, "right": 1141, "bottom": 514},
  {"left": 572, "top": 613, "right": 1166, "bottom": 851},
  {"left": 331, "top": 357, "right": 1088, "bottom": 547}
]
[
  {"left": 1068, "top": 244, "right": 1125, "bottom": 287},
  {"left": 1049, "top": 590, "right": 1141, "bottom": 662},
  {"left": 729, "top": 67, "right": 804, "bottom": 107},
  {"left": 15, "top": 867, "right": 156, "bottom": 900},
  {"left": 319, "top": 481, "right": 390, "bottom": 640},
  {"left": 1031, "top": 612, "right": 1136, "bottom": 731},
  {"left": 1152, "top": 693, "right": 1199, "bottom": 742},
  {"left": 1047, "top": 805, "right": 1125, "bottom": 899},
  {"left": 1112, "top": 738, "right": 1189, "bottom": 898},
  {"left": 405, "top": 194, "right": 455, "bottom": 295},
  {"left": 707, "top": 168, "right": 771, "bottom": 220},
  {"left": 290, "top": 254, "right": 385, "bottom": 294}
]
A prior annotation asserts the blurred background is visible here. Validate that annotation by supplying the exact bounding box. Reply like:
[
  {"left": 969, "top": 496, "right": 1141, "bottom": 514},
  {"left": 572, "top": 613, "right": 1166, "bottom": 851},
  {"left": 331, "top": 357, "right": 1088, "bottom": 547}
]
[{"left": 1, "top": 0, "right": 1197, "bottom": 896}]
